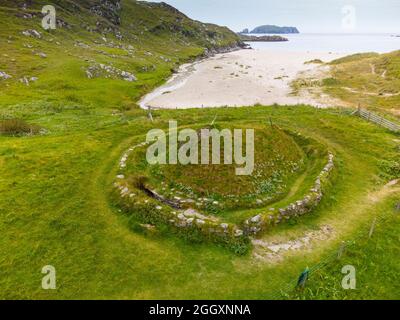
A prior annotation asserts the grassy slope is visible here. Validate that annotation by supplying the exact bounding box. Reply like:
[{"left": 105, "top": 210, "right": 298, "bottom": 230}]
[
  {"left": 1, "top": 104, "right": 399, "bottom": 299},
  {"left": 293, "top": 196, "right": 400, "bottom": 300},
  {"left": 0, "top": 0, "right": 240, "bottom": 112},
  {"left": 322, "top": 51, "right": 400, "bottom": 119},
  {"left": 0, "top": 1, "right": 399, "bottom": 300}
]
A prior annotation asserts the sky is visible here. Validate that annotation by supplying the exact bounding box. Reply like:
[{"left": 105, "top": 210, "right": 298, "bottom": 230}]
[{"left": 146, "top": 0, "right": 400, "bottom": 33}]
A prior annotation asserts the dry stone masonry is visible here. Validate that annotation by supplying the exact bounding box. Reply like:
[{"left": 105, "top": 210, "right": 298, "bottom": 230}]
[
  {"left": 113, "top": 140, "right": 335, "bottom": 253},
  {"left": 113, "top": 141, "right": 248, "bottom": 253},
  {"left": 245, "top": 153, "right": 335, "bottom": 235}
]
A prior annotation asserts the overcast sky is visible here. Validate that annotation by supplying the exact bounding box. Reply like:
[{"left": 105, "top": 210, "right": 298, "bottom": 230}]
[{"left": 145, "top": 0, "right": 400, "bottom": 33}]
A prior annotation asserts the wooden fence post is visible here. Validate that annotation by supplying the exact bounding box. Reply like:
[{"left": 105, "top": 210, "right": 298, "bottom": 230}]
[
  {"left": 211, "top": 115, "right": 217, "bottom": 126},
  {"left": 337, "top": 241, "right": 346, "bottom": 259},
  {"left": 148, "top": 106, "right": 153, "bottom": 122},
  {"left": 369, "top": 218, "right": 377, "bottom": 238}
]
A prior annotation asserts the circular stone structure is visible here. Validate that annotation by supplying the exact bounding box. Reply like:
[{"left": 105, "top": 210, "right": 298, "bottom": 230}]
[
  {"left": 127, "top": 124, "right": 312, "bottom": 211},
  {"left": 113, "top": 122, "right": 334, "bottom": 253}
]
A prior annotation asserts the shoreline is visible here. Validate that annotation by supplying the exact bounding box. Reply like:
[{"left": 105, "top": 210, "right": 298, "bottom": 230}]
[
  {"left": 140, "top": 49, "right": 347, "bottom": 110},
  {"left": 139, "top": 44, "right": 247, "bottom": 110}
]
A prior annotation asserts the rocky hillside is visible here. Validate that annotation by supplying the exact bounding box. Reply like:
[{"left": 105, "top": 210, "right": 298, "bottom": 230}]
[
  {"left": 1, "top": 0, "right": 242, "bottom": 48},
  {"left": 0, "top": 0, "right": 243, "bottom": 109}
]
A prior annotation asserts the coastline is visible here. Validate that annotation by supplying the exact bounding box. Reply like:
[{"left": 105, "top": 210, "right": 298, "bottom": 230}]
[
  {"left": 140, "top": 49, "right": 347, "bottom": 110},
  {"left": 139, "top": 43, "right": 248, "bottom": 110}
]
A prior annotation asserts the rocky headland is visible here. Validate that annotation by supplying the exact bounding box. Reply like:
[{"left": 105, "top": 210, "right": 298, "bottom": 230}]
[{"left": 239, "top": 34, "right": 288, "bottom": 42}]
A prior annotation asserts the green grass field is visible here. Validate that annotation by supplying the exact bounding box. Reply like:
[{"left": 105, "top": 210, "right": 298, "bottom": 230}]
[
  {"left": 1, "top": 105, "right": 399, "bottom": 299},
  {"left": 0, "top": 0, "right": 399, "bottom": 300}
]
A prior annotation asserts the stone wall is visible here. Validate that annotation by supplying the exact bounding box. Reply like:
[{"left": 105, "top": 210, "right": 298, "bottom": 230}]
[
  {"left": 113, "top": 141, "right": 249, "bottom": 254},
  {"left": 244, "top": 153, "right": 335, "bottom": 235},
  {"left": 113, "top": 141, "right": 335, "bottom": 254}
]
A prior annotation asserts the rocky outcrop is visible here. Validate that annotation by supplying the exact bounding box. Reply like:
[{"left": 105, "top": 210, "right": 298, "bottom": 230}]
[
  {"left": 250, "top": 25, "right": 299, "bottom": 34},
  {"left": 239, "top": 34, "right": 288, "bottom": 42},
  {"left": 138, "top": 1, "right": 243, "bottom": 52},
  {"left": 202, "top": 42, "right": 249, "bottom": 59},
  {"left": 22, "top": 29, "right": 42, "bottom": 39},
  {"left": 85, "top": 63, "right": 136, "bottom": 82},
  {"left": 19, "top": 76, "right": 38, "bottom": 86},
  {"left": 88, "top": 0, "right": 122, "bottom": 25}
]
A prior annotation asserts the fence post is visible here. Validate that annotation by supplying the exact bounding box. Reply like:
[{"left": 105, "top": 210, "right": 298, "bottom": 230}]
[
  {"left": 337, "top": 241, "right": 346, "bottom": 260},
  {"left": 211, "top": 115, "right": 217, "bottom": 126},
  {"left": 369, "top": 218, "right": 377, "bottom": 238},
  {"left": 296, "top": 267, "right": 310, "bottom": 289},
  {"left": 147, "top": 106, "right": 153, "bottom": 122}
]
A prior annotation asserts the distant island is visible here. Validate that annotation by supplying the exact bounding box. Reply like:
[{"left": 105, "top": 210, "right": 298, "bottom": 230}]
[
  {"left": 241, "top": 25, "right": 300, "bottom": 34},
  {"left": 239, "top": 34, "right": 288, "bottom": 42}
]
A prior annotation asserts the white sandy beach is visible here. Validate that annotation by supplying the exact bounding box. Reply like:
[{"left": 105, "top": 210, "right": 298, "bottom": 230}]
[{"left": 139, "top": 49, "right": 348, "bottom": 109}]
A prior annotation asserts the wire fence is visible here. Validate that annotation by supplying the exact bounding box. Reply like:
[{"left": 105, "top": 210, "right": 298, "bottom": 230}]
[
  {"left": 266, "top": 107, "right": 400, "bottom": 299},
  {"left": 269, "top": 191, "right": 399, "bottom": 300},
  {"left": 354, "top": 107, "right": 400, "bottom": 133}
]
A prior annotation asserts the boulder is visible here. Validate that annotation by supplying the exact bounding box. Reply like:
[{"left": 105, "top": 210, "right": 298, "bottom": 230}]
[
  {"left": 22, "top": 29, "right": 42, "bottom": 39},
  {"left": 177, "top": 213, "right": 186, "bottom": 220},
  {"left": 120, "top": 187, "right": 129, "bottom": 197},
  {"left": 0, "top": 71, "right": 11, "bottom": 80},
  {"left": 121, "top": 70, "right": 137, "bottom": 82},
  {"left": 234, "top": 229, "right": 244, "bottom": 237},
  {"left": 220, "top": 223, "right": 229, "bottom": 230},
  {"left": 279, "top": 209, "right": 286, "bottom": 215},
  {"left": 250, "top": 214, "right": 262, "bottom": 224},
  {"left": 196, "top": 219, "right": 206, "bottom": 226}
]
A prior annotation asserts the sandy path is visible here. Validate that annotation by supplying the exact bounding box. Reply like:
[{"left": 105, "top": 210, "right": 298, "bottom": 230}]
[{"left": 140, "top": 49, "right": 347, "bottom": 109}]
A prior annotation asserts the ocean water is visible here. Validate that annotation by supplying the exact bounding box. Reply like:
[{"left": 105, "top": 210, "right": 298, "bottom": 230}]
[{"left": 246, "top": 33, "right": 400, "bottom": 54}]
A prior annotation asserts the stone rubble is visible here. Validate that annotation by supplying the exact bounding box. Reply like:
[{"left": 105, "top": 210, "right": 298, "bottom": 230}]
[{"left": 252, "top": 225, "right": 334, "bottom": 262}]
